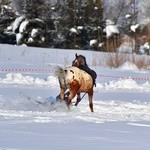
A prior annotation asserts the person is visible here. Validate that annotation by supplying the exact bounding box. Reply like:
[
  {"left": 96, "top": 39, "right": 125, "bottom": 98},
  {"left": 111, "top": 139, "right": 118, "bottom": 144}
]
[{"left": 72, "top": 54, "right": 97, "bottom": 86}]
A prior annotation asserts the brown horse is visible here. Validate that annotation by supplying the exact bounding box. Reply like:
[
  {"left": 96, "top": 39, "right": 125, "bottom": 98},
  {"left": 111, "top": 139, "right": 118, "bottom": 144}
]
[
  {"left": 71, "top": 53, "right": 97, "bottom": 106},
  {"left": 55, "top": 66, "right": 94, "bottom": 112}
]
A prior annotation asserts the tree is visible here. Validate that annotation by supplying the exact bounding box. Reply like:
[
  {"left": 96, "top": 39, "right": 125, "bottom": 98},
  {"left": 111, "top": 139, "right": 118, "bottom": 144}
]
[
  {"left": 22, "top": 0, "right": 44, "bottom": 19},
  {"left": 54, "top": 0, "right": 104, "bottom": 50},
  {"left": 104, "top": 0, "right": 141, "bottom": 53},
  {"left": 40, "top": 1, "right": 55, "bottom": 47},
  {"left": 0, "top": 0, "right": 16, "bottom": 44},
  {"left": 53, "top": 0, "right": 78, "bottom": 49},
  {"left": 8, "top": 0, "right": 55, "bottom": 47},
  {"left": 122, "top": 0, "right": 139, "bottom": 53}
]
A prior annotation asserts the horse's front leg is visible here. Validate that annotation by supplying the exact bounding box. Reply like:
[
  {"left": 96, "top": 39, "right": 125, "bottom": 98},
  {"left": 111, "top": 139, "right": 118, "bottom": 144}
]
[
  {"left": 56, "top": 87, "right": 66, "bottom": 101},
  {"left": 75, "top": 93, "right": 81, "bottom": 106},
  {"left": 88, "top": 89, "right": 94, "bottom": 112},
  {"left": 66, "top": 91, "right": 76, "bottom": 106}
]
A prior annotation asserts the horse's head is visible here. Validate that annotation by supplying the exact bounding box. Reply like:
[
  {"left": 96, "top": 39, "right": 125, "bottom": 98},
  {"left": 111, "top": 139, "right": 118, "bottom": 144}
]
[{"left": 72, "top": 53, "right": 88, "bottom": 67}]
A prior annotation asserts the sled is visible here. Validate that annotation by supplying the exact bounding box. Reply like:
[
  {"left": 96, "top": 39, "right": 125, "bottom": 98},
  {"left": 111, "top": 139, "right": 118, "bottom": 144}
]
[{"left": 20, "top": 91, "right": 65, "bottom": 111}]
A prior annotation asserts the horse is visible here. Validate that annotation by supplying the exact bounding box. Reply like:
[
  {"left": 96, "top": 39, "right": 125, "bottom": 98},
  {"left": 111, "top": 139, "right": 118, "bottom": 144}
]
[
  {"left": 55, "top": 53, "right": 97, "bottom": 112},
  {"left": 55, "top": 66, "right": 94, "bottom": 112}
]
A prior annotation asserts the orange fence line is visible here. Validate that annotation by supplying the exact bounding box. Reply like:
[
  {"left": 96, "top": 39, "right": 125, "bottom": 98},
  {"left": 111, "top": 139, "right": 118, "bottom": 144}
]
[{"left": 0, "top": 68, "right": 150, "bottom": 81}]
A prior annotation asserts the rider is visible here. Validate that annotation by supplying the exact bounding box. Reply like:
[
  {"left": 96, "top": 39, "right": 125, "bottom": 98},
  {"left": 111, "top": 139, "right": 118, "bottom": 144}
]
[{"left": 72, "top": 54, "right": 97, "bottom": 86}]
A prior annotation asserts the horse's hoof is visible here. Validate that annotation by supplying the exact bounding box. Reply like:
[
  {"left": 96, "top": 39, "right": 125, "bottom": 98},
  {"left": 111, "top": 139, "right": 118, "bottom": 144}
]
[
  {"left": 56, "top": 94, "right": 60, "bottom": 100},
  {"left": 67, "top": 102, "right": 71, "bottom": 106},
  {"left": 65, "top": 98, "right": 71, "bottom": 105}
]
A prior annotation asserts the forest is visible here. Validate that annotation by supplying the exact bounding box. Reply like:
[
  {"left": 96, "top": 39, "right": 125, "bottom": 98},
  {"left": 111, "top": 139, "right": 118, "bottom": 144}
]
[{"left": 0, "top": 0, "right": 150, "bottom": 54}]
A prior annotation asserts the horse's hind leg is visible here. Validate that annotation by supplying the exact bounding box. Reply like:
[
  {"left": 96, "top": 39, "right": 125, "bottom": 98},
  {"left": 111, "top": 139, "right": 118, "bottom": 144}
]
[
  {"left": 75, "top": 93, "right": 81, "bottom": 106},
  {"left": 67, "top": 91, "right": 76, "bottom": 106},
  {"left": 66, "top": 81, "right": 80, "bottom": 107},
  {"left": 88, "top": 89, "right": 94, "bottom": 112}
]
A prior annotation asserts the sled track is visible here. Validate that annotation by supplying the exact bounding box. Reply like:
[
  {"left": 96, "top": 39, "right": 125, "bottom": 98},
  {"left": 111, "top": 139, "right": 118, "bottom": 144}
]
[{"left": 0, "top": 100, "right": 150, "bottom": 124}]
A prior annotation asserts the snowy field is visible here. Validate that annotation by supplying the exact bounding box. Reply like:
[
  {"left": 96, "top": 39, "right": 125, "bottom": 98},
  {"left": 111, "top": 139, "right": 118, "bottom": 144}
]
[{"left": 0, "top": 44, "right": 150, "bottom": 150}]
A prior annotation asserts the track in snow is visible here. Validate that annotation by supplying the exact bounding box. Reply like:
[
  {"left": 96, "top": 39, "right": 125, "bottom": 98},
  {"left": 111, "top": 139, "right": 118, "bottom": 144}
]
[{"left": 0, "top": 98, "right": 150, "bottom": 124}]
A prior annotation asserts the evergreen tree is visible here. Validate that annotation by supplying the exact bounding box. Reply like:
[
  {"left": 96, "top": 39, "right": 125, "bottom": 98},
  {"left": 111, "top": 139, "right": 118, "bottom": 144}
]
[
  {"left": 11, "top": 0, "right": 55, "bottom": 47},
  {"left": 21, "top": 0, "right": 44, "bottom": 19},
  {"left": 54, "top": 0, "right": 104, "bottom": 50},
  {"left": 0, "top": 0, "right": 16, "bottom": 44},
  {"left": 41, "top": 2, "right": 55, "bottom": 47},
  {"left": 53, "top": 0, "right": 76, "bottom": 49}
]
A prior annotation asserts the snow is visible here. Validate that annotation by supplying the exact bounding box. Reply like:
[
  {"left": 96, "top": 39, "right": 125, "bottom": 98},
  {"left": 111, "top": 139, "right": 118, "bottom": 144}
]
[
  {"left": 94, "top": 6, "right": 98, "bottom": 10},
  {"left": 119, "top": 61, "right": 139, "bottom": 70},
  {"left": 51, "top": 7, "right": 55, "bottom": 10},
  {"left": 2, "top": 5, "right": 12, "bottom": 10},
  {"left": 12, "top": 16, "right": 25, "bottom": 33},
  {"left": 41, "top": 37, "right": 45, "bottom": 42},
  {"left": 77, "top": 26, "right": 83, "bottom": 30},
  {"left": 118, "top": 35, "right": 134, "bottom": 54},
  {"left": 130, "top": 24, "right": 140, "bottom": 32},
  {"left": 31, "top": 29, "right": 38, "bottom": 38},
  {"left": 90, "top": 39, "right": 97, "bottom": 46},
  {"left": 19, "top": 20, "right": 29, "bottom": 33},
  {"left": 28, "top": 37, "right": 34, "bottom": 43},
  {"left": 125, "top": 14, "right": 131, "bottom": 19},
  {"left": 0, "top": 73, "right": 57, "bottom": 86},
  {"left": 105, "top": 20, "right": 119, "bottom": 38},
  {"left": 70, "top": 28, "right": 78, "bottom": 33},
  {"left": 98, "top": 42, "right": 104, "bottom": 48},
  {"left": 0, "top": 44, "right": 150, "bottom": 150},
  {"left": 144, "top": 42, "right": 150, "bottom": 49},
  {"left": 139, "top": 42, "right": 150, "bottom": 54},
  {"left": 6, "top": 26, "right": 12, "bottom": 31},
  {"left": 16, "top": 33, "right": 23, "bottom": 45},
  {"left": 35, "top": 18, "right": 44, "bottom": 24},
  {"left": 106, "top": 20, "right": 114, "bottom": 26}
]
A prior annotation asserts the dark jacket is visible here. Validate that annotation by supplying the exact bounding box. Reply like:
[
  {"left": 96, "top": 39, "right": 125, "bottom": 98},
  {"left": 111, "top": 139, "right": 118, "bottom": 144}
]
[{"left": 78, "top": 65, "right": 97, "bottom": 85}]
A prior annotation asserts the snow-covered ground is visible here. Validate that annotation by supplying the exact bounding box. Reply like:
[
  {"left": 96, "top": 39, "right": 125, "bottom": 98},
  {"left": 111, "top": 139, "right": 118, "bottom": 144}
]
[{"left": 0, "top": 44, "right": 150, "bottom": 150}]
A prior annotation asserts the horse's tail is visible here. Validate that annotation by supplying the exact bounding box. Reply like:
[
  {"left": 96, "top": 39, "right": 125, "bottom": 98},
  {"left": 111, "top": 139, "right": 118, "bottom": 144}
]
[
  {"left": 55, "top": 66, "right": 68, "bottom": 90},
  {"left": 55, "top": 66, "right": 66, "bottom": 78}
]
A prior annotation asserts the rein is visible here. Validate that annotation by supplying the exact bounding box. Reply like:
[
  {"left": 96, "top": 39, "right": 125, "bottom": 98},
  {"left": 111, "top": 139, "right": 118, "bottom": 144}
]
[
  {"left": 64, "top": 91, "right": 87, "bottom": 103},
  {"left": 64, "top": 91, "right": 87, "bottom": 101},
  {"left": 80, "top": 92, "right": 87, "bottom": 100}
]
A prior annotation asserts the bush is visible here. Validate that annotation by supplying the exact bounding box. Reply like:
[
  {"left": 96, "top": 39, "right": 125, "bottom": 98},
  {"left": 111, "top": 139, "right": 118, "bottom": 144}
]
[{"left": 106, "top": 53, "right": 150, "bottom": 70}]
